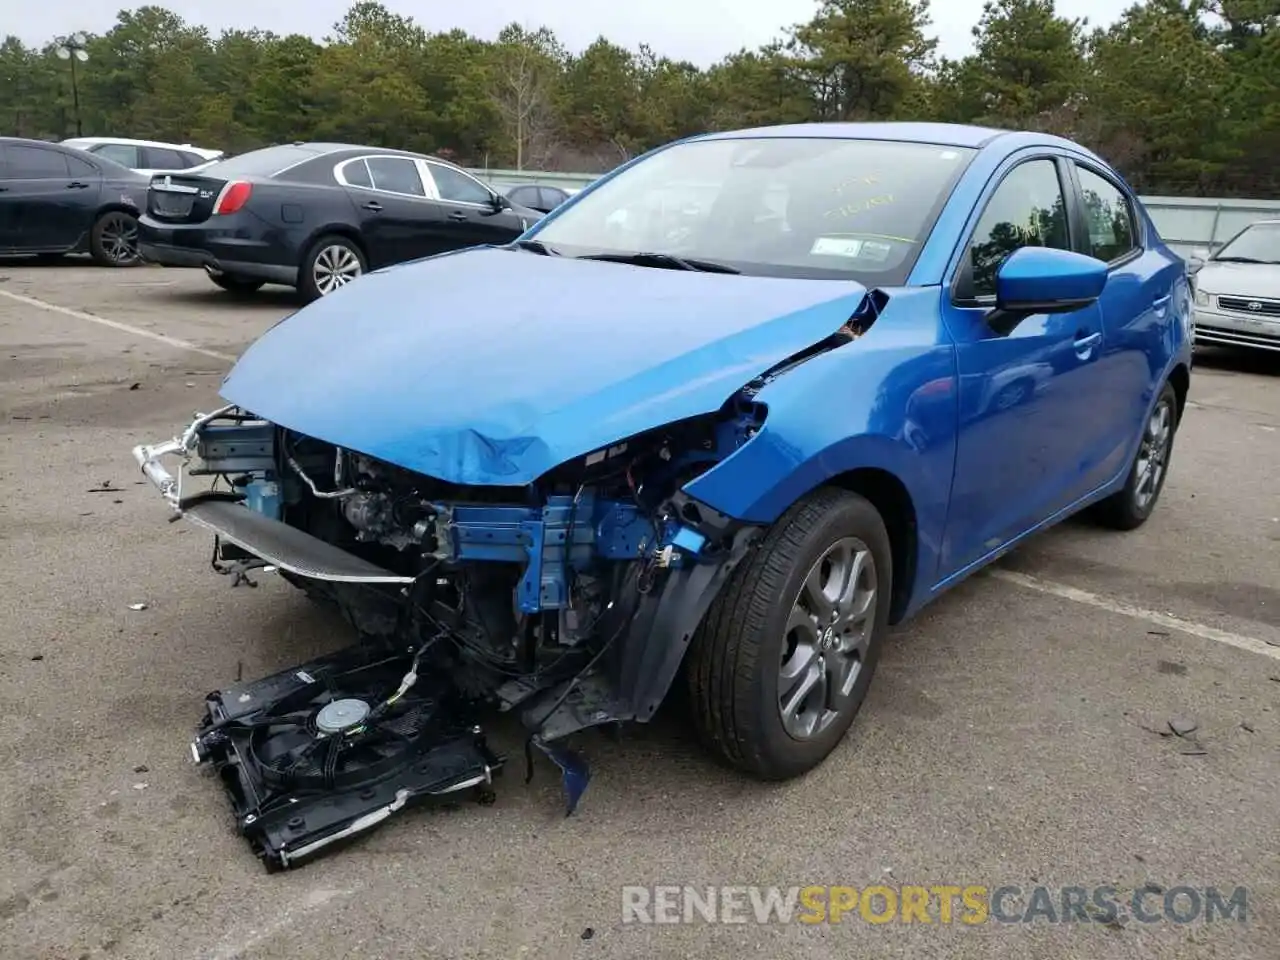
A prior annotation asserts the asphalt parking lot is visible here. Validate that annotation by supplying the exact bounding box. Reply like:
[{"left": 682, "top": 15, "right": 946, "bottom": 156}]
[{"left": 1, "top": 258, "right": 1278, "bottom": 960}]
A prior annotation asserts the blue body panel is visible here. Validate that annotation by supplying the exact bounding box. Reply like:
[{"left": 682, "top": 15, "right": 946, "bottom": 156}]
[
  {"left": 220, "top": 247, "right": 868, "bottom": 485},
  {"left": 220, "top": 122, "right": 1192, "bottom": 624}
]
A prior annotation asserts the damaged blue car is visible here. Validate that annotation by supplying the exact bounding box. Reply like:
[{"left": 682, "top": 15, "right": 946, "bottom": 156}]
[{"left": 133, "top": 122, "right": 1192, "bottom": 869}]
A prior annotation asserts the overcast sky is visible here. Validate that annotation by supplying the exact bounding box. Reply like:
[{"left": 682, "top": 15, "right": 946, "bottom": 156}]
[{"left": 15, "top": 0, "right": 1120, "bottom": 63}]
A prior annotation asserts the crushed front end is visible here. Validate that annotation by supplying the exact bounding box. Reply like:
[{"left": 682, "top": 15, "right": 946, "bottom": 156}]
[{"left": 132, "top": 396, "right": 767, "bottom": 867}]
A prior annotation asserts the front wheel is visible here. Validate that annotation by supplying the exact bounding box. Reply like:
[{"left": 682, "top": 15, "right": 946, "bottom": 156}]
[
  {"left": 89, "top": 210, "right": 140, "bottom": 267},
  {"left": 686, "top": 487, "right": 893, "bottom": 780},
  {"left": 1092, "top": 380, "right": 1180, "bottom": 530},
  {"left": 298, "top": 235, "right": 366, "bottom": 303}
]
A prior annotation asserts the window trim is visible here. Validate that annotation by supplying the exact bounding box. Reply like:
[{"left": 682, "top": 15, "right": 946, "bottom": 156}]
[
  {"left": 91, "top": 142, "right": 142, "bottom": 169},
  {"left": 422, "top": 159, "right": 497, "bottom": 207},
  {"left": 948, "top": 153, "right": 1076, "bottom": 308},
  {"left": 1066, "top": 160, "right": 1144, "bottom": 268},
  {"left": 333, "top": 154, "right": 432, "bottom": 200}
]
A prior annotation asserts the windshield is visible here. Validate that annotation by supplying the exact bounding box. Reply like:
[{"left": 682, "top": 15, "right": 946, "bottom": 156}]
[
  {"left": 1212, "top": 221, "right": 1280, "bottom": 264},
  {"left": 527, "top": 137, "right": 975, "bottom": 283}
]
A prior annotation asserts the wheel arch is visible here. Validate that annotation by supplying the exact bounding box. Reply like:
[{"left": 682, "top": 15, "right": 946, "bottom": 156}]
[
  {"left": 299, "top": 224, "right": 368, "bottom": 269},
  {"left": 1167, "top": 361, "right": 1190, "bottom": 424},
  {"left": 825, "top": 468, "right": 918, "bottom": 625}
]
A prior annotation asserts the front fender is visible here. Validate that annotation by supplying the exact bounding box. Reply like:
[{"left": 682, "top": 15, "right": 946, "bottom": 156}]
[{"left": 682, "top": 288, "right": 959, "bottom": 606}]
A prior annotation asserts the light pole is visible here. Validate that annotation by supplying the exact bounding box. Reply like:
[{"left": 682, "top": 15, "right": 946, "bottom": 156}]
[{"left": 55, "top": 33, "right": 89, "bottom": 137}]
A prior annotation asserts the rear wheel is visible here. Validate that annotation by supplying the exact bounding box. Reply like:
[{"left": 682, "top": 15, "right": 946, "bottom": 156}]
[
  {"left": 89, "top": 210, "right": 140, "bottom": 267},
  {"left": 206, "top": 268, "right": 265, "bottom": 296},
  {"left": 298, "top": 235, "right": 365, "bottom": 303},
  {"left": 1092, "top": 380, "right": 1180, "bottom": 530},
  {"left": 686, "top": 487, "right": 892, "bottom": 780}
]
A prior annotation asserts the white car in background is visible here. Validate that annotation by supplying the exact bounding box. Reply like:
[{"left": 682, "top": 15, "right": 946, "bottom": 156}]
[
  {"left": 1189, "top": 219, "right": 1280, "bottom": 354},
  {"left": 60, "top": 137, "right": 224, "bottom": 176}
]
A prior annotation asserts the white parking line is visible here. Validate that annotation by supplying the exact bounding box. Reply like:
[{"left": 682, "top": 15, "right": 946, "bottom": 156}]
[
  {"left": 0, "top": 288, "right": 235, "bottom": 363},
  {"left": 990, "top": 569, "right": 1280, "bottom": 661}
]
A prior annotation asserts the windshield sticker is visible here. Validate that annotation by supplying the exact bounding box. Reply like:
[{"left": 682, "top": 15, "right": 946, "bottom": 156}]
[
  {"left": 810, "top": 237, "right": 865, "bottom": 258},
  {"left": 859, "top": 240, "right": 893, "bottom": 262}
]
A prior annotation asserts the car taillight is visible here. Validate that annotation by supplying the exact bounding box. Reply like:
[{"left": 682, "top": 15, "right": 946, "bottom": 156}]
[{"left": 213, "top": 181, "right": 252, "bottom": 215}]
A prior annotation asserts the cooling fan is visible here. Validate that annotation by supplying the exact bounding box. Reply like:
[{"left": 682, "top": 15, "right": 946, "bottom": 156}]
[{"left": 191, "top": 644, "right": 504, "bottom": 870}]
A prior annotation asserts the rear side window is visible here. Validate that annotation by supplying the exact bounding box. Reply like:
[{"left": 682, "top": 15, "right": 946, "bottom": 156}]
[
  {"left": 966, "top": 159, "right": 1070, "bottom": 298},
  {"left": 1075, "top": 165, "right": 1137, "bottom": 262},
  {"left": 95, "top": 143, "right": 140, "bottom": 167},
  {"left": 339, "top": 158, "right": 373, "bottom": 188},
  {"left": 366, "top": 157, "right": 425, "bottom": 196},
  {"left": 202, "top": 145, "right": 322, "bottom": 179},
  {"left": 144, "top": 147, "right": 187, "bottom": 170},
  {"left": 7, "top": 145, "right": 70, "bottom": 179}
]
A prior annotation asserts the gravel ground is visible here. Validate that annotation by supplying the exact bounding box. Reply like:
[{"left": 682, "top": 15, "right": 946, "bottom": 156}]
[{"left": 1, "top": 259, "right": 1278, "bottom": 960}]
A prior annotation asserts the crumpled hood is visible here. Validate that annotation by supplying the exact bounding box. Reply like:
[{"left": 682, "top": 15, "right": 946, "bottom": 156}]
[
  {"left": 219, "top": 246, "right": 868, "bottom": 485},
  {"left": 1197, "top": 261, "right": 1280, "bottom": 299}
]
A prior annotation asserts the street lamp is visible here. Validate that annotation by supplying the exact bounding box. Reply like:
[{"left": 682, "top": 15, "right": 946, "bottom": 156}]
[{"left": 55, "top": 32, "right": 89, "bottom": 137}]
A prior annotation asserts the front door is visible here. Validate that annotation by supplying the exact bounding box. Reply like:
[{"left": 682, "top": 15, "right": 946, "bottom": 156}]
[
  {"left": 425, "top": 161, "right": 529, "bottom": 247},
  {"left": 939, "top": 155, "right": 1114, "bottom": 577}
]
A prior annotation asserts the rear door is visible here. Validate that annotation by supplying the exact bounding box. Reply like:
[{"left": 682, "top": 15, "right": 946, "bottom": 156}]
[
  {"left": 335, "top": 155, "right": 446, "bottom": 265},
  {"left": 1065, "top": 160, "right": 1182, "bottom": 476},
  {"left": 2, "top": 143, "right": 101, "bottom": 250},
  {"left": 423, "top": 160, "right": 528, "bottom": 246}
]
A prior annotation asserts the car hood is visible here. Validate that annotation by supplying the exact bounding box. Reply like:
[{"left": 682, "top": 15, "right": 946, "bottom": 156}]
[
  {"left": 1197, "top": 261, "right": 1280, "bottom": 298},
  {"left": 219, "top": 247, "right": 869, "bottom": 485}
]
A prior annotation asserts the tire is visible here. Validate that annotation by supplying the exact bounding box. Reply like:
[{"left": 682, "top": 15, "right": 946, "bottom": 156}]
[
  {"left": 297, "top": 234, "right": 366, "bottom": 303},
  {"left": 686, "top": 486, "right": 893, "bottom": 780},
  {"left": 89, "top": 210, "right": 141, "bottom": 267},
  {"left": 206, "top": 269, "right": 265, "bottom": 296},
  {"left": 1092, "top": 380, "right": 1180, "bottom": 530}
]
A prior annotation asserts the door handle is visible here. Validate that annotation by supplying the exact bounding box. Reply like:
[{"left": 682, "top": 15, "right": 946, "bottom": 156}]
[
  {"left": 66, "top": 181, "right": 89, "bottom": 189},
  {"left": 1073, "top": 331, "right": 1102, "bottom": 351},
  {"left": 448, "top": 211, "right": 469, "bottom": 222},
  {"left": 361, "top": 201, "right": 382, "bottom": 212}
]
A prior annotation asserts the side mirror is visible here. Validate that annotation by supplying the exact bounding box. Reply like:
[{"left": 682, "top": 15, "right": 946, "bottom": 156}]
[
  {"left": 1185, "top": 255, "right": 1206, "bottom": 276},
  {"left": 489, "top": 192, "right": 511, "bottom": 213},
  {"left": 988, "top": 246, "right": 1108, "bottom": 335}
]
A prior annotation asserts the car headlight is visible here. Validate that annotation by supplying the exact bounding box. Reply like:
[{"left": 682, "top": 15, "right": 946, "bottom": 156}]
[{"left": 1193, "top": 288, "right": 1209, "bottom": 307}]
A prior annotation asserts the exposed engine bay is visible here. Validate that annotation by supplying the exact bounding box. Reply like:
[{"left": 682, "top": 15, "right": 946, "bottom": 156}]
[
  {"left": 130, "top": 310, "right": 875, "bottom": 869},
  {"left": 134, "top": 392, "right": 777, "bottom": 868}
]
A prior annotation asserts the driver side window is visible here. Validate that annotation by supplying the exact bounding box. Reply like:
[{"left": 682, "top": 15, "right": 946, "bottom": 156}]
[{"left": 968, "top": 159, "right": 1070, "bottom": 299}]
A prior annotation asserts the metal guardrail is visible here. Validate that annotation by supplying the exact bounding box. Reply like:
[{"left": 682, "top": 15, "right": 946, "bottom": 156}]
[{"left": 468, "top": 168, "right": 1280, "bottom": 258}]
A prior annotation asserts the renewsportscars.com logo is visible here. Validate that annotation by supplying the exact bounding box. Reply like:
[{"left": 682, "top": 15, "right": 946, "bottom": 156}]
[{"left": 621, "top": 884, "right": 1248, "bottom": 926}]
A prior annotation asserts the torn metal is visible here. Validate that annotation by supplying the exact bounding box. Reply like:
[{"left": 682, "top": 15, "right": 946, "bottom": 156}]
[{"left": 131, "top": 297, "right": 877, "bottom": 869}]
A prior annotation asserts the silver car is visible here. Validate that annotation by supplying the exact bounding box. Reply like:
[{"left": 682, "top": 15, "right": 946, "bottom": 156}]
[{"left": 1190, "top": 218, "right": 1280, "bottom": 353}]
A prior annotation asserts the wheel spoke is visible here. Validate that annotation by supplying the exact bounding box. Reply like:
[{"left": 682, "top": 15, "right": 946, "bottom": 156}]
[{"left": 778, "top": 534, "right": 878, "bottom": 741}]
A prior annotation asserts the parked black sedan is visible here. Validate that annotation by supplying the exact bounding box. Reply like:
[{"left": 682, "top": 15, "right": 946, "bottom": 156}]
[
  {"left": 138, "top": 142, "right": 542, "bottom": 301},
  {"left": 0, "top": 137, "right": 147, "bottom": 266},
  {"left": 502, "top": 182, "right": 575, "bottom": 214}
]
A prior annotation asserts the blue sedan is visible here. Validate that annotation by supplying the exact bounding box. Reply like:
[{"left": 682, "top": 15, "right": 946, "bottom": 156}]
[{"left": 134, "top": 122, "right": 1191, "bottom": 854}]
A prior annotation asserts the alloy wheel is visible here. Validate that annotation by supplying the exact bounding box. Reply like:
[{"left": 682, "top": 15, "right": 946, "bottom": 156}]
[
  {"left": 778, "top": 536, "right": 878, "bottom": 740},
  {"left": 100, "top": 213, "right": 139, "bottom": 264},
  {"left": 312, "top": 245, "right": 363, "bottom": 295},
  {"left": 1133, "top": 398, "right": 1174, "bottom": 512}
]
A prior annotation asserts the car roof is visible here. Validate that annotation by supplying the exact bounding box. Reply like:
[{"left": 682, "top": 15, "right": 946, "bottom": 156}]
[
  {"left": 691, "top": 121, "right": 1107, "bottom": 163},
  {"left": 61, "top": 136, "right": 222, "bottom": 155}
]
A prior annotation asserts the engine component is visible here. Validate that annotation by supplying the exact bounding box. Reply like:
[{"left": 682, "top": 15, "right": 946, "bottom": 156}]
[{"left": 191, "top": 644, "right": 504, "bottom": 870}]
